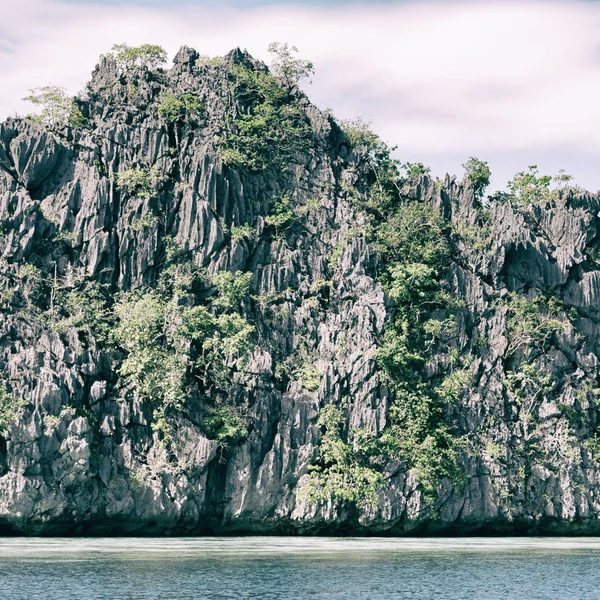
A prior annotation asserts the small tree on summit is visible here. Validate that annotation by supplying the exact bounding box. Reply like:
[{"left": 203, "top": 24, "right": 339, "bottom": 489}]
[
  {"left": 104, "top": 43, "right": 167, "bottom": 71},
  {"left": 507, "top": 165, "right": 552, "bottom": 207},
  {"left": 267, "top": 42, "right": 314, "bottom": 90},
  {"left": 402, "top": 162, "right": 431, "bottom": 179},
  {"left": 462, "top": 157, "right": 491, "bottom": 200}
]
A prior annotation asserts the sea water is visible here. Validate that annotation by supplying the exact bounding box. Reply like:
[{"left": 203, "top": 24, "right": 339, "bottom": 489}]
[{"left": 0, "top": 537, "right": 599, "bottom": 599}]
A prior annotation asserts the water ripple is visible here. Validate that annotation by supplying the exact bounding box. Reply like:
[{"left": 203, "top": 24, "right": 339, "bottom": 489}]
[{"left": 1, "top": 537, "right": 599, "bottom": 599}]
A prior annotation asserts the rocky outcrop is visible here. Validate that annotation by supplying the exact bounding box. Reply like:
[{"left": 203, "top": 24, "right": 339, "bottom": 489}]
[{"left": 0, "top": 46, "right": 600, "bottom": 535}]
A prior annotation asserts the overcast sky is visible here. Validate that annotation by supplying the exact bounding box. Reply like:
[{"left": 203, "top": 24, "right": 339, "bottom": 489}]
[{"left": 2, "top": 0, "right": 600, "bottom": 191}]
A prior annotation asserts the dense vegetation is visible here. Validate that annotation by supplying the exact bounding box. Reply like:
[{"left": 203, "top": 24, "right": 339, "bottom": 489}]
[
  {"left": 219, "top": 44, "right": 313, "bottom": 170},
  {"left": 301, "top": 117, "right": 582, "bottom": 510},
  {"left": 304, "top": 120, "right": 470, "bottom": 508},
  {"left": 113, "top": 254, "right": 255, "bottom": 453}
]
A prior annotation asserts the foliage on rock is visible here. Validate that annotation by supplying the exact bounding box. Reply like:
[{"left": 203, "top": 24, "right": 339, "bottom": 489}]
[
  {"left": 157, "top": 92, "right": 203, "bottom": 123},
  {"left": 113, "top": 259, "right": 255, "bottom": 446},
  {"left": 104, "top": 43, "right": 167, "bottom": 71},
  {"left": 220, "top": 61, "right": 312, "bottom": 170},
  {"left": 303, "top": 405, "right": 384, "bottom": 509},
  {"left": 23, "top": 86, "right": 85, "bottom": 128}
]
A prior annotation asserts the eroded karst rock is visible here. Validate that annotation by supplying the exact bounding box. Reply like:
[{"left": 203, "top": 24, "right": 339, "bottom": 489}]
[{"left": 0, "top": 46, "right": 600, "bottom": 535}]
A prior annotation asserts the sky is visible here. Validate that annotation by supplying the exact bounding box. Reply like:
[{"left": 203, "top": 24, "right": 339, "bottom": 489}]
[{"left": 1, "top": 0, "right": 600, "bottom": 191}]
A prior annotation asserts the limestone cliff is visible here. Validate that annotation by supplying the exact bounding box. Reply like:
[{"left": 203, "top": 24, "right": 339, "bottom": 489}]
[{"left": 1, "top": 45, "right": 599, "bottom": 535}]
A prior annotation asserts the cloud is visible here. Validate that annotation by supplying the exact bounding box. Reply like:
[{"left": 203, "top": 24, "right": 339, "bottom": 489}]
[{"left": 2, "top": 0, "right": 600, "bottom": 190}]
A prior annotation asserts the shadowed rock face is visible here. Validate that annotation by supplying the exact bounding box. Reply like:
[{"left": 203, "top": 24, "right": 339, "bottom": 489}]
[{"left": 1, "top": 46, "right": 600, "bottom": 536}]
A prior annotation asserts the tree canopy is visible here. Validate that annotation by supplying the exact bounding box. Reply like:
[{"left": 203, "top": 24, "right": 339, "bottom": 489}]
[
  {"left": 23, "top": 86, "right": 84, "bottom": 128},
  {"left": 267, "top": 42, "right": 314, "bottom": 90},
  {"left": 104, "top": 43, "right": 167, "bottom": 71}
]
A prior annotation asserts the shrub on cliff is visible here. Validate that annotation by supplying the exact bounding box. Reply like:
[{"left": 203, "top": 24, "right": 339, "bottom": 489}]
[
  {"left": 504, "top": 293, "right": 566, "bottom": 358},
  {"left": 507, "top": 165, "right": 552, "bottom": 206},
  {"left": 23, "top": 86, "right": 85, "bottom": 129},
  {"left": 340, "top": 119, "right": 401, "bottom": 215},
  {"left": 306, "top": 157, "right": 463, "bottom": 509},
  {"left": 157, "top": 92, "right": 203, "bottom": 124},
  {"left": 0, "top": 385, "right": 24, "bottom": 433},
  {"left": 402, "top": 161, "right": 431, "bottom": 179},
  {"left": 113, "top": 257, "right": 254, "bottom": 449},
  {"left": 373, "top": 201, "right": 462, "bottom": 506},
  {"left": 115, "top": 166, "right": 160, "bottom": 200},
  {"left": 504, "top": 165, "right": 580, "bottom": 208},
  {"left": 303, "top": 405, "right": 384, "bottom": 509},
  {"left": 265, "top": 195, "right": 295, "bottom": 237},
  {"left": 219, "top": 45, "right": 313, "bottom": 171}
]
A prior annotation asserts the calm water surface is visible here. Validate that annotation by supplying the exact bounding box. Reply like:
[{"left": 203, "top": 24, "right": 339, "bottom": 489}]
[{"left": 0, "top": 536, "right": 599, "bottom": 599}]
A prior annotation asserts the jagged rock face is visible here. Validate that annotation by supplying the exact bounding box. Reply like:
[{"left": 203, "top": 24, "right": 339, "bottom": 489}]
[{"left": 0, "top": 46, "right": 599, "bottom": 535}]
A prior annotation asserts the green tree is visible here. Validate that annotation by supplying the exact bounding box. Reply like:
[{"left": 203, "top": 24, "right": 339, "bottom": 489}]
[
  {"left": 504, "top": 293, "right": 565, "bottom": 358},
  {"left": 507, "top": 165, "right": 552, "bottom": 206},
  {"left": 267, "top": 42, "right": 314, "bottom": 90},
  {"left": 402, "top": 162, "right": 431, "bottom": 179},
  {"left": 375, "top": 201, "right": 450, "bottom": 271},
  {"left": 340, "top": 119, "right": 401, "bottom": 215},
  {"left": 210, "top": 271, "right": 253, "bottom": 312},
  {"left": 113, "top": 262, "right": 255, "bottom": 446},
  {"left": 23, "top": 86, "right": 85, "bottom": 128},
  {"left": 0, "top": 385, "right": 24, "bottom": 433},
  {"left": 157, "top": 93, "right": 202, "bottom": 124},
  {"left": 303, "top": 405, "right": 384, "bottom": 509},
  {"left": 553, "top": 168, "right": 574, "bottom": 187},
  {"left": 105, "top": 43, "right": 167, "bottom": 71},
  {"left": 462, "top": 157, "right": 491, "bottom": 199},
  {"left": 321, "top": 119, "right": 465, "bottom": 508},
  {"left": 52, "top": 278, "right": 111, "bottom": 341},
  {"left": 341, "top": 118, "right": 380, "bottom": 149},
  {"left": 552, "top": 169, "right": 580, "bottom": 193},
  {"left": 265, "top": 195, "right": 294, "bottom": 236},
  {"left": 230, "top": 224, "right": 256, "bottom": 242},
  {"left": 366, "top": 193, "right": 462, "bottom": 507},
  {"left": 114, "top": 290, "right": 186, "bottom": 410}
]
